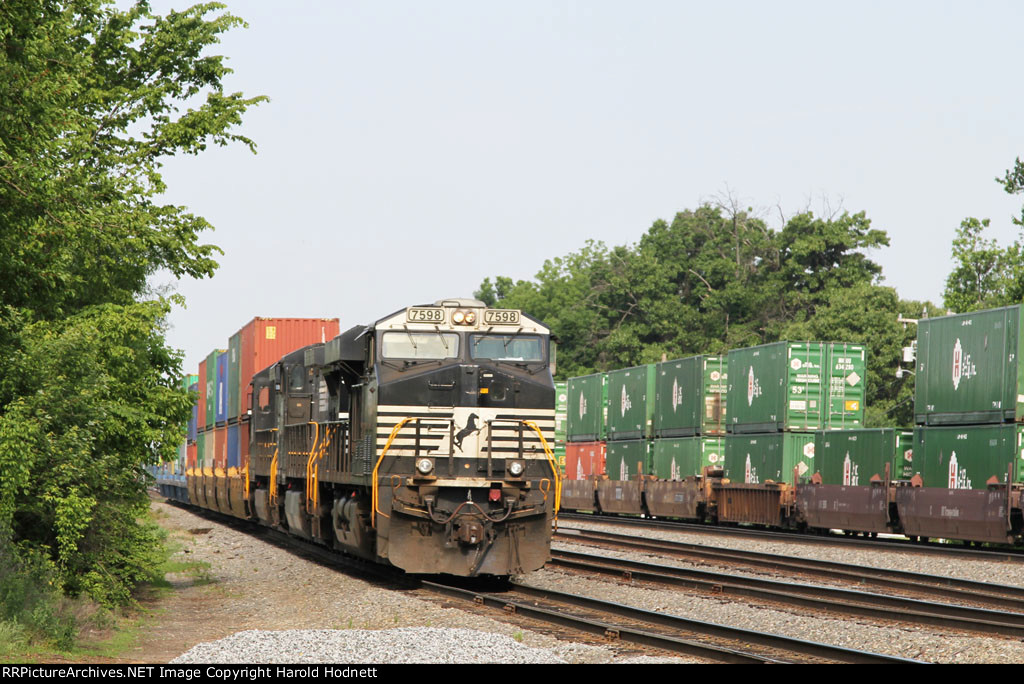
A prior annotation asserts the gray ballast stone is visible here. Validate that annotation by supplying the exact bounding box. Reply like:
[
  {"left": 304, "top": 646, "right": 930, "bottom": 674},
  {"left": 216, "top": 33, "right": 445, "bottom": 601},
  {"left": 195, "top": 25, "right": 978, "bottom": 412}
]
[{"left": 171, "top": 627, "right": 569, "bottom": 664}]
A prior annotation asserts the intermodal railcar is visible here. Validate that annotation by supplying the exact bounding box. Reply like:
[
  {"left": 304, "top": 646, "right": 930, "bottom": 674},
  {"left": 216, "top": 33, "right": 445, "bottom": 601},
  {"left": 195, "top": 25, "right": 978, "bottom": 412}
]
[{"left": 161, "top": 299, "right": 561, "bottom": 576}]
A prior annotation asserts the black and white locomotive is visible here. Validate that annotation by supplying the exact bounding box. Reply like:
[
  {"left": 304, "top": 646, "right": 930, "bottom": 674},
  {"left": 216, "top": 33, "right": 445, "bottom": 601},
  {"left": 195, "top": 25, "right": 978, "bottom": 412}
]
[{"left": 243, "top": 298, "right": 560, "bottom": 576}]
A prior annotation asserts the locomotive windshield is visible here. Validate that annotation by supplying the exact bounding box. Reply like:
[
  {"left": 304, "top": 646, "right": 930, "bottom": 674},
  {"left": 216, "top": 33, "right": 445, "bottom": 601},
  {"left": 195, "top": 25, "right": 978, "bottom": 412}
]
[
  {"left": 470, "top": 334, "right": 545, "bottom": 362},
  {"left": 381, "top": 331, "right": 460, "bottom": 359}
]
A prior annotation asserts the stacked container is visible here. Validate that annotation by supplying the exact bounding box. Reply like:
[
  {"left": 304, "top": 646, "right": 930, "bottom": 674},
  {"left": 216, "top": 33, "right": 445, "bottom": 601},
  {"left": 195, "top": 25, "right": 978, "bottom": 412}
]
[
  {"left": 553, "top": 381, "right": 567, "bottom": 472},
  {"left": 723, "top": 341, "right": 867, "bottom": 486},
  {"left": 565, "top": 373, "right": 607, "bottom": 481},
  {"left": 651, "top": 355, "right": 727, "bottom": 480}
]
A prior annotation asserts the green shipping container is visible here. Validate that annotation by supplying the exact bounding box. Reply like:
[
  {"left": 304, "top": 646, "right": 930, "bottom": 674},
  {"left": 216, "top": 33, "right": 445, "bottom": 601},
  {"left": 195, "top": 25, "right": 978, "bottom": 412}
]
[
  {"left": 197, "top": 431, "right": 207, "bottom": 470},
  {"left": 605, "top": 439, "right": 652, "bottom": 480},
  {"left": 724, "top": 432, "right": 816, "bottom": 485},
  {"left": 895, "top": 431, "right": 914, "bottom": 480},
  {"left": 814, "top": 428, "right": 899, "bottom": 486},
  {"left": 652, "top": 436, "right": 725, "bottom": 480},
  {"left": 606, "top": 364, "right": 657, "bottom": 441},
  {"left": 654, "top": 355, "right": 727, "bottom": 437},
  {"left": 204, "top": 349, "right": 225, "bottom": 429},
  {"left": 914, "top": 424, "right": 1024, "bottom": 489},
  {"left": 181, "top": 374, "right": 199, "bottom": 391},
  {"left": 554, "top": 381, "right": 568, "bottom": 444},
  {"left": 228, "top": 332, "right": 241, "bottom": 422},
  {"left": 567, "top": 373, "right": 607, "bottom": 442},
  {"left": 726, "top": 341, "right": 866, "bottom": 434},
  {"left": 914, "top": 305, "right": 1024, "bottom": 425}
]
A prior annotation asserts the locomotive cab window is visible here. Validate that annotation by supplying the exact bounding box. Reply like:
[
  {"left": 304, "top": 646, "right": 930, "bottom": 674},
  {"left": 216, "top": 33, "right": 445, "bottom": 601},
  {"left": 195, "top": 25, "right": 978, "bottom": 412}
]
[
  {"left": 470, "top": 334, "right": 544, "bottom": 362},
  {"left": 380, "top": 332, "right": 459, "bottom": 360}
]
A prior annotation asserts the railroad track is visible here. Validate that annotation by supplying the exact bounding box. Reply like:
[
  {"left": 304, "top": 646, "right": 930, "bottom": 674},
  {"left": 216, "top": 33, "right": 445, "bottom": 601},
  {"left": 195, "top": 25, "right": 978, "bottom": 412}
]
[
  {"left": 422, "top": 580, "right": 920, "bottom": 664},
  {"left": 555, "top": 526, "right": 1024, "bottom": 611},
  {"left": 548, "top": 547, "right": 1024, "bottom": 638},
  {"left": 558, "top": 512, "right": 1024, "bottom": 562}
]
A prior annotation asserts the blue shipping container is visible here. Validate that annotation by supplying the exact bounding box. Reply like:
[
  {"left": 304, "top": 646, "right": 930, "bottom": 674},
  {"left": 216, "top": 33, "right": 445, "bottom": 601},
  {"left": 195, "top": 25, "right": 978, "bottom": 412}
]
[
  {"left": 216, "top": 351, "right": 228, "bottom": 424},
  {"left": 188, "top": 382, "right": 199, "bottom": 441},
  {"left": 227, "top": 423, "right": 240, "bottom": 469}
]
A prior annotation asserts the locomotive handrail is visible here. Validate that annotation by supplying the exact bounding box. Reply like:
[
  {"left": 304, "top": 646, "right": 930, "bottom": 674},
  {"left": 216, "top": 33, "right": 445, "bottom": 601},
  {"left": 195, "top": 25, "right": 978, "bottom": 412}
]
[
  {"left": 372, "top": 416, "right": 416, "bottom": 527},
  {"left": 521, "top": 420, "right": 562, "bottom": 519},
  {"left": 268, "top": 427, "right": 280, "bottom": 506},
  {"left": 304, "top": 421, "right": 320, "bottom": 514}
]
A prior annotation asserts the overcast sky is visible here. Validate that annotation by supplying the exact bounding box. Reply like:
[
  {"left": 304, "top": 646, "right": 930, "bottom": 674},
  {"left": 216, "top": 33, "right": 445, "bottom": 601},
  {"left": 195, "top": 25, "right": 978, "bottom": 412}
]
[{"left": 141, "top": 1, "right": 1024, "bottom": 373}]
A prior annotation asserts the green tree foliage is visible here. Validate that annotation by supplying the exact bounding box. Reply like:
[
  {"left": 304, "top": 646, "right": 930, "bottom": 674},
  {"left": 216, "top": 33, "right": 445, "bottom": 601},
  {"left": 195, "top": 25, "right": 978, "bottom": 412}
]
[
  {"left": 478, "top": 203, "right": 923, "bottom": 425},
  {"left": 0, "top": 0, "right": 263, "bottom": 610},
  {"left": 943, "top": 158, "right": 1024, "bottom": 312}
]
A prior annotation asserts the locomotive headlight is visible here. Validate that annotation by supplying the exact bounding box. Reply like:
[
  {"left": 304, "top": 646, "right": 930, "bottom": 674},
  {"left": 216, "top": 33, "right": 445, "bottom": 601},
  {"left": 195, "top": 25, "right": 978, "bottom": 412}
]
[
  {"left": 452, "top": 311, "right": 465, "bottom": 324},
  {"left": 416, "top": 458, "right": 434, "bottom": 475},
  {"left": 508, "top": 460, "right": 525, "bottom": 477},
  {"left": 464, "top": 311, "right": 476, "bottom": 324}
]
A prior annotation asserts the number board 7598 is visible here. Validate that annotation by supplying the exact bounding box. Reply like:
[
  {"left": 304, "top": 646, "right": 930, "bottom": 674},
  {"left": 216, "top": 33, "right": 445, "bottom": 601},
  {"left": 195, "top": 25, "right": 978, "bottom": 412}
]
[{"left": 483, "top": 309, "right": 521, "bottom": 325}]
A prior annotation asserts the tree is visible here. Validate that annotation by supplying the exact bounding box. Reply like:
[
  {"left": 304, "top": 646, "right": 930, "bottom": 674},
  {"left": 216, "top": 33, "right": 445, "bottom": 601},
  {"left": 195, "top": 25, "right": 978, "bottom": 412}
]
[{"left": 0, "top": 0, "right": 263, "bottom": 609}]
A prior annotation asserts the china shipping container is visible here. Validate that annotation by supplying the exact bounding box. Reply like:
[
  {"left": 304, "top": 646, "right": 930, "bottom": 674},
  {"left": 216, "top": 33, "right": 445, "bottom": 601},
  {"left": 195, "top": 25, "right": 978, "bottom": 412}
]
[
  {"left": 726, "top": 341, "right": 866, "bottom": 434},
  {"left": 204, "top": 349, "right": 225, "bottom": 429},
  {"left": 914, "top": 305, "right": 1024, "bottom": 426},
  {"left": 567, "top": 373, "right": 607, "bottom": 442},
  {"left": 214, "top": 425, "right": 227, "bottom": 470},
  {"left": 215, "top": 351, "right": 228, "bottom": 425},
  {"left": 724, "top": 432, "right": 816, "bottom": 486},
  {"left": 814, "top": 428, "right": 905, "bottom": 486},
  {"left": 913, "top": 424, "right": 1024, "bottom": 489},
  {"left": 235, "top": 317, "right": 341, "bottom": 419},
  {"left": 565, "top": 441, "right": 606, "bottom": 480},
  {"left": 895, "top": 431, "right": 914, "bottom": 480},
  {"left": 554, "top": 380, "right": 568, "bottom": 443},
  {"left": 651, "top": 436, "right": 725, "bottom": 480},
  {"left": 606, "top": 365, "right": 657, "bottom": 441},
  {"left": 605, "top": 439, "right": 652, "bottom": 480},
  {"left": 653, "top": 355, "right": 727, "bottom": 438}
]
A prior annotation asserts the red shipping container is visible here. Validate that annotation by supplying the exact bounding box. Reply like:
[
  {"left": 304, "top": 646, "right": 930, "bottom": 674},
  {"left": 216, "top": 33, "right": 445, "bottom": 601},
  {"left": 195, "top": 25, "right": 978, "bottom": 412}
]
[
  {"left": 187, "top": 443, "right": 198, "bottom": 469},
  {"left": 214, "top": 425, "right": 227, "bottom": 470},
  {"left": 565, "top": 441, "right": 606, "bottom": 480},
  {"left": 197, "top": 359, "right": 207, "bottom": 431},
  {"left": 236, "top": 317, "right": 341, "bottom": 417}
]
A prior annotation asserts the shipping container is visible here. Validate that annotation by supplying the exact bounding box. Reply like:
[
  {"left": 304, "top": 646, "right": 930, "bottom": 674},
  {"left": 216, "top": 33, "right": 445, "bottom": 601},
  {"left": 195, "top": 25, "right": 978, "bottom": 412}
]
[
  {"left": 215, "top": 351, "right": 228, "bottom": 425},
  {"left": 236, "top": 317, "right": 340, "bottom": 419},
  {"left": 204, "top": 349, "right": 224, "bottom": 429},
  {"left": 567, "top": 373, "right": 607, "bottom": 442},
  {"left": 213, "top": 425, "right": 226, "bottom": 470},
  {"left": 724, "top": 432, "right": 816, "bottom": 485},
  {"left": 606, "top": 365, "right": 656, "bottom": 441},
  {"left": 197, "top": 360, "right": 207, "bottom": 433},
  {"left": 565, "top": 441, "right": 606, "bottom": 480},
  {"left": 187, "top": 442, "right": 197, "bottom": 470},
  {"left": 197, "top": 431, "right": 207, "bottom": 468},
  {"left": 187, "top": 381, "right": 199, "bottom": 442},
  {"left": 913, "top": 424, "right": 1024, "bottom": 489},
  {"left": 914, "top": 305, "right": 1024, "bottom": 425},
  {"left": 653, "top": 355, "right": 727, "bottom": 437},
  {"left": 814, "top": 428, "right": 900, "bottom": 486},
  {"left": 651, "top": 436, "right": 725, "bottom": 480},
  {"left": 554, "top": 380, "right": 568, "bottom": 444},
  {"left": 605, "top": 439, "right": 652, "bottom": 480},
  {"left": 227, "top": 423, "right": 240, "bottom": 470},
  {"left": 895, "top": 431, "right": 914, "bottom": 480},
  {"left": 228, "top": 331, "right": 241, "bottom": 421},
  {"left": 726, "top": 341, "right": 866, "bottom": 434}
]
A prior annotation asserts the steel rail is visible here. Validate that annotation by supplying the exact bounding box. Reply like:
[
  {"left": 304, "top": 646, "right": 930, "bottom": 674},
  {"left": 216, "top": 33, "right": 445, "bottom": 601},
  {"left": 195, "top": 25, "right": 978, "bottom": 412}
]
[
  {"left": 421, "top": 580, "right": 922, "bottom": 664},
  {"left": 550, "top": 548, "right": 1024, "bottom": 637},
  {"left": 556, "top": 527, "right": 1024, "bottom": 609},
  {"left": 558, "top": 512, "right": 1024, "bottom": 562}
]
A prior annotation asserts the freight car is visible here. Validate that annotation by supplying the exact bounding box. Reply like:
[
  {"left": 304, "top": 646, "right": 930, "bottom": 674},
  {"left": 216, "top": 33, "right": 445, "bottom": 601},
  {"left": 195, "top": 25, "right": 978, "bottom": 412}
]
[{"left": 159, "top": 299, "right": 561, "bottom": 576}]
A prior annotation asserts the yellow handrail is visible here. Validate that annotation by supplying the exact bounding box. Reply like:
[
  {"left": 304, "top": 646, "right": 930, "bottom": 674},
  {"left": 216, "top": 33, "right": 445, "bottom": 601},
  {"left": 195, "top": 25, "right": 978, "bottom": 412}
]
[
  {"left": 522, "top": 420, "right": 562, "bottom": 519},
  {"left": 304, "top": 421, "right": 321, "bottom": 514},
  {"left": 269, "top": 446, "right": 279, "bottom": 505},
  {"left": 372, "top": 417, "right": 415, "bottom": 528}
]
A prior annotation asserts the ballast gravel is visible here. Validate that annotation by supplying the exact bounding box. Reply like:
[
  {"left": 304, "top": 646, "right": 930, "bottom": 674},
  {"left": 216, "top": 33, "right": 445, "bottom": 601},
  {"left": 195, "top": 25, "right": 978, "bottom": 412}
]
[{"left": 171, "top": 628, "right": 568, "bottom": 664}]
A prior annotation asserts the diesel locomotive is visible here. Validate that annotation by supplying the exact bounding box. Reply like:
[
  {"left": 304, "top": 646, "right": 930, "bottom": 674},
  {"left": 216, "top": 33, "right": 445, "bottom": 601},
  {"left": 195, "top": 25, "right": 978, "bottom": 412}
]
[{"left": 177, "top": 299, "right": 561, "bottom": 576}]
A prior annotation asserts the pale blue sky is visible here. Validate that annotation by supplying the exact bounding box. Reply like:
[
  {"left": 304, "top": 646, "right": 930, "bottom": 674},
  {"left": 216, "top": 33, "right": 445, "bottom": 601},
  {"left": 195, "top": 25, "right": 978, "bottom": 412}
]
[{"left": 142, "top": 1, "right": 1024, "bottom": 372}]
